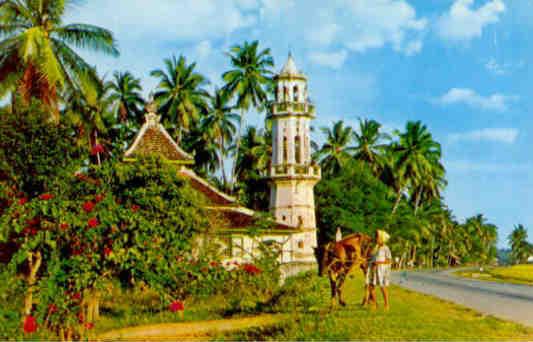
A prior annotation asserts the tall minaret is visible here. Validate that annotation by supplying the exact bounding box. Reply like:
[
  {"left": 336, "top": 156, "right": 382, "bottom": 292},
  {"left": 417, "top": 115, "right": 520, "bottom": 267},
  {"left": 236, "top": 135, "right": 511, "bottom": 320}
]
[{"left": 269, "top": 54, "right": 321, "bottom": 263}]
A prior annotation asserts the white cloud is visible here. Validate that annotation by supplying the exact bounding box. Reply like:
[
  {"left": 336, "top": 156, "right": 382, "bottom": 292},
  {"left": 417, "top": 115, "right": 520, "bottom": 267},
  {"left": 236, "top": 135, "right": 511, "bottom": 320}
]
[
  {"left": 340, "top": 0, "right": 427, "bottom": 55},
  {"left": 436, "top": 88, "right": 517, "bottom": 111},
  {"left": 448, "top": 128, "right": 519, "bottom": 144},
  {"left": 306, "top": 23, "right": 340, "bottom": 46},
  {"left": 67, "top": 0, "right": 256, "bottom": 43},
  {"left": 484, "top": 57, "right": 524, "bottom": 76},
  {"left": 194, "top": 41, "right": 213, "bottom": 61},
  {"left": 437, "top": 0, "right": 505, "bottom": 42},
  {"left": 308, "top": 50, "right": 348, "bottom": 69}
]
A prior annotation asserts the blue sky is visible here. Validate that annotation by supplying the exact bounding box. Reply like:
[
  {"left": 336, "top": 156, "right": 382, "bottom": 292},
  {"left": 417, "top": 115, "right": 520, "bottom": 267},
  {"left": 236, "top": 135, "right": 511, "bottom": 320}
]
[{"left": 66, "top": 0, "right": 533, "bottom": 247}]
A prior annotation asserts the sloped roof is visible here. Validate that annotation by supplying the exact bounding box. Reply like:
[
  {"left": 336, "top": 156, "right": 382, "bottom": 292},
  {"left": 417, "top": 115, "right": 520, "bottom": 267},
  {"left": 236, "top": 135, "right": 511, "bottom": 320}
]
[
  {"left": 124, "top": 109, "right": 193, "bottom": 163},
  {"left": 209, "top": 206, "right": 297, "bottom": 233},
  {"left": 279, "top": 53, "right": 305, "bottom": 78},
  {"left": 178, "top": 168, "right": 237, "bottom": 206}
]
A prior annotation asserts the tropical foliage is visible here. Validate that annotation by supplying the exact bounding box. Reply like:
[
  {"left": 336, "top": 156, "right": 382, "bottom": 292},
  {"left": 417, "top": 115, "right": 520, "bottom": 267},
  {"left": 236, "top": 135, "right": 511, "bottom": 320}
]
[
  {"left": 0, "top": 0, "right": 118, "bottom": 120},
  {"left": 0, "top": 2, "right": 512, "bottom": 337}
]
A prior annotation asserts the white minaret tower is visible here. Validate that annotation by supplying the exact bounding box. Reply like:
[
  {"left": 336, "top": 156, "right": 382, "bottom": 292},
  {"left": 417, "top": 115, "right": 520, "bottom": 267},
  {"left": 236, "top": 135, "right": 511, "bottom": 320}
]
[{"left": 269, "top": 54, "right": 321, "bottom": 264}]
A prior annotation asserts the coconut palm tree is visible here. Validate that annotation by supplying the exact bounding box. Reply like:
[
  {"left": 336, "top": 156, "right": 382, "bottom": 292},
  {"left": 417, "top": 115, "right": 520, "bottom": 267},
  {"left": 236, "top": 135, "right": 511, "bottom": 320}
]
[
  {"left": 107, "top": 71, "right": 145, "bottom": 124},
  {"left": 390, "top": 121, "right": 442, "bottom": 214},
  {"left": 234, "top": 126, "right": 272, "bottom": 182},
  {"left": 509, "top": 224, "right": 531, "bottom": 264},
  {"left": 0, "top": 0, "right": 118, "bottom": 121},
  {"left": 150, "top": 55, "right": 209, "bottom": 142},
  {"left": 353, "top": 118, "right": 390, "bottom": 174},
  {"left": 315, "top": 120, "right": 356, "bottom": 177},
  {"left": 222, "top": 40, "right": 274, "bottom": 190},
  {"left": 202, "top": 88, "right": 240, "bottom": 186},
  {"left": 63, "top": 71, "right": 113, "bottom": 164},
  {"left": 233, "top": 126, "right": 272, "bottom": 210}
]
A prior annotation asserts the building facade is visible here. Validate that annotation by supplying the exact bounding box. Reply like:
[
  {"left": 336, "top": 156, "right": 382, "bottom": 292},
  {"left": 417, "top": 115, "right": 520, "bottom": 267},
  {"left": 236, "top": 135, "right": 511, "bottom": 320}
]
[
  {"left": 124, "top": 54, "right": 321, "bottom": 277},
  {"left": 269, "top": 54, "right": 321, "bottom": 264}
]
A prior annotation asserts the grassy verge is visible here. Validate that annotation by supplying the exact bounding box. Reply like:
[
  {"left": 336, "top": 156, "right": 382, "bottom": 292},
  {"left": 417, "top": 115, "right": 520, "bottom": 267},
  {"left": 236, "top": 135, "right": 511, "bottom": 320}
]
[
  {"left": 221, "top": 272, "right": 533, "bottom": 341},
  {"left": 455, "top": 265, "right": 533, "bottom": 286}
]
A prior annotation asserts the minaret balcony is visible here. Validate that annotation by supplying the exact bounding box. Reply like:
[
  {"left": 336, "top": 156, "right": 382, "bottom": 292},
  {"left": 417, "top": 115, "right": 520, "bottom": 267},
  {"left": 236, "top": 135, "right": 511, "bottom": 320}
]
[
  {"left": 270, "top": 102, "right": 316, "bottom": 117},
  {"left": 268, "top": 163, "right": 321, "bottom": 180}
]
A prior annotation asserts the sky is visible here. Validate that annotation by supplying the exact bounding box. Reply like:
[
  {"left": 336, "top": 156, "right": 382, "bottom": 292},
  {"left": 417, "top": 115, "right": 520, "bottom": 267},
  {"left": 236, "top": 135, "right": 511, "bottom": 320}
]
[{"left": 65, "top": 0, "right": 533, "bottom": 248}]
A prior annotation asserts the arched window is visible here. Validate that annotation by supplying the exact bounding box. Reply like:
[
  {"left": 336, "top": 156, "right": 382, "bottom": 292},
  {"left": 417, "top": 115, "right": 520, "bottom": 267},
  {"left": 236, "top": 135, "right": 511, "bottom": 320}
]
[
  {"left": 293, "top": 85, "right": 299, "bottom": 102},
  {"left": 295, "top": 136, "right": 301, "bottom": 164},
  {"left": 283, "top": 86, "right": 289, "bottom": 101},
  {"left": 283, "top": 136, "right": 288, "bottom": 163}
]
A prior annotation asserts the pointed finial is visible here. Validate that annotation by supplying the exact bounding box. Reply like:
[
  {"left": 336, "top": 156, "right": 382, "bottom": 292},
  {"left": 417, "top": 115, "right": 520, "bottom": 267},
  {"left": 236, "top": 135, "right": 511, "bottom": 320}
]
[{"left": 144, "top": 95, "right": 160, "bottom": 125}]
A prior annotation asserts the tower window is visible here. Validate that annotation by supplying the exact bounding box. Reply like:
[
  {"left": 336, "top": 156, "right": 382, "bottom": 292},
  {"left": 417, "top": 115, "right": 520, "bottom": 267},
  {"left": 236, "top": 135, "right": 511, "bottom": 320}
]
[
  {"left": 298, "top": 240, "right": 304, "bottom": 249},
  {"left": 283, "top": 86, "right": 289, "bottom": 101},
  {"left": 283, "top": 136, "right": 288, "bottom": 163},
  {"left": 295, "top": 136, "right": 301, "bottom": 164},
  {"left": 293, "top": 85, "right": 299, "bottom": 102}
]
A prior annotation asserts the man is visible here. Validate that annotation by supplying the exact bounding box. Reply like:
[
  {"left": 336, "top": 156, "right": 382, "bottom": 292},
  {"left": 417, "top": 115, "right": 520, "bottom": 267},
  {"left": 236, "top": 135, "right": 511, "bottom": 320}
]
[{"left": 365, "top": 229, "right": 392, "bottom": 310}]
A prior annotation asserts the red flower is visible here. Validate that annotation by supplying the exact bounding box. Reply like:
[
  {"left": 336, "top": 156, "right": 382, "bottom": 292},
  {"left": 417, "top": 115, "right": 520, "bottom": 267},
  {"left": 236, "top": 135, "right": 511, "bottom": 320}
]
[
  {"left": 88, "top": 217, "right": 99, "bottom": 228},
  {"left": 83, "top": 201, "right": 95, "bottom": 213},
  {"left": 48, "top": 304, "right": 58, "bottom": 315},
  {"left": 90, "top": 144, "right": 104, "bottom": 156},
  {"left": 103, "top": 247, "right": 112, "bottom": 257},
  {"left": 71, "top": 248, "right": 83, "bottom": 256},
  {"left": 71, "top": 292, "right": 82, "bottom": 301},
  {"left": 26, "top": 218, "right": 40, "bottom": 226},
  {"left": 18, "top": 197, "right": 28, "bottom": 205},
  {"left": 23, "top": 315, "right": 38, "bottom": 334},
  {"left": 94, "top": 194, "right": 105, "bottom": 203},
  {"left": 22, "top": 225, "right": 39, "bottom": 236},
  {"left": 209, "top": 261, "right": 219, "bottom": 268},
  {"left": 131, "top": 204, "right": 140, "bottom": 212},
  {"left": 60, "top": 223, "right": 69, "bottom": 230},
  {"left": 39, "top": 193, "right": 54, "bottom": 201},
  {"left": 84, "top": 322, "right": 94, "bottom": 330},
  {"left": 242, "top": 264, "right": 262, "bottom": 275},
  {"left": 77, "top": 312, "right": 84, "bottom": 323},
  {"left": 169, "top": 300, "right": 184, "bottom": 312}
]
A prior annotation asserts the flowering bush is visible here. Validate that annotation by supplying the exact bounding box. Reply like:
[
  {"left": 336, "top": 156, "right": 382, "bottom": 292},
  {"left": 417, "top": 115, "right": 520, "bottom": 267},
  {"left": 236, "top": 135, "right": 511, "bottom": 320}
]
[{"left": 0, "top": 156, "right": 209, "bottom": 339}]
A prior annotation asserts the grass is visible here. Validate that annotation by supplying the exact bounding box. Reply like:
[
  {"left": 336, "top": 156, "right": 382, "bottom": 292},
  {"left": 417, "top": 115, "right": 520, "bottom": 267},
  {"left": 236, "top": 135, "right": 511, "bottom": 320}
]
[
  {"left": 93, "top": 284, "right": 230, "bottom": 335},
  {"left": 456, "top": 264, "right": 533, "bottom": 286},
  {"left": 222, "top": 272, "right": 533, "bottom": 341}
]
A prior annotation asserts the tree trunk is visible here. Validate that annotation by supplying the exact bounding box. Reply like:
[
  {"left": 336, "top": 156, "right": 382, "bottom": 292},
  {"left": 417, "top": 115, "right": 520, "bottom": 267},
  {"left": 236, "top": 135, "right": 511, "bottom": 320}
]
[
  {"left": 392, "top": 188, "right": 403, "bottom": 215},
  {"left": 218, "top": 135, "right": 227, "bottom": 187},
  {"left": 414, "top": 188, "right": 422, "bottom": 215},
  {"left": 24, "top": 251, "right": 42, "bottom": 315},
  {"left": 230, "top": 108, "right": 245, "bottom": 193}
]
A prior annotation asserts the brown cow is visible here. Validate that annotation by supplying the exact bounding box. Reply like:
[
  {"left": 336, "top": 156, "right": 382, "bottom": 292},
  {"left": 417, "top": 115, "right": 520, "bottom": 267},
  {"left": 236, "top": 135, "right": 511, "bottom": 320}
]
[{"left": 317, "top": 233, "right": 373, "bottom": 308}]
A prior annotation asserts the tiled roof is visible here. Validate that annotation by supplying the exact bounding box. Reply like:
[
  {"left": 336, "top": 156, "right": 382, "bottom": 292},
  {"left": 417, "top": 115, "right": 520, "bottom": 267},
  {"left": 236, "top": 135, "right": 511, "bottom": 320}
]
[
  {"left": 178, "top": 168, "right": 237, "bottom": 206},
  {"left": 209, "top": 206, "right": 296, "bottom": 232},
  {"left": 125, "top": 112, "right": 193, "bottom": 163}
]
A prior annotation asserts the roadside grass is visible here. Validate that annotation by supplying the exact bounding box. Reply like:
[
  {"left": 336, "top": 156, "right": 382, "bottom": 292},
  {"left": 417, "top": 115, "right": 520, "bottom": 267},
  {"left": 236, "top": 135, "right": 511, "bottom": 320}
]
[
  {"left": 93, "top": 284, "right": 229, "bottom": 335},
  {"left": 222, "top": 272, "right": 533, "bottom": 341},
  {"left": 456, "top": 264, "right": 533, "bottom": 286}
]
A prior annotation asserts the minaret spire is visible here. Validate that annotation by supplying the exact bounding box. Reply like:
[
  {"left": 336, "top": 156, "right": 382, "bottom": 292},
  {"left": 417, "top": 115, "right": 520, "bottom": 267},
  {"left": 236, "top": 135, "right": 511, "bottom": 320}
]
[{"left": 268, "top": 52, "right": 321, "bottom": 265}]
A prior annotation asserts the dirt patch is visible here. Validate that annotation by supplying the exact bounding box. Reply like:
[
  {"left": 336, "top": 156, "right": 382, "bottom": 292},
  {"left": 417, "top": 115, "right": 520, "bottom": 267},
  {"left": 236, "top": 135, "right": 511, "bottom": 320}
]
[{"left": 98, "top": 314, "right": 287, "bottom": 341}]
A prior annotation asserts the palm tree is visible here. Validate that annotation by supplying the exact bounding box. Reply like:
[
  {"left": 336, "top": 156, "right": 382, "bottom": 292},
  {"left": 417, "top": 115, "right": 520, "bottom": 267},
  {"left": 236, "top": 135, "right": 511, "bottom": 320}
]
[
  {"left": 63, "top": 71, "right": 113, "bottom": 164},
  {"left": 389, "top": 121, "right": 442, "bottom": 214},
  {"left": 0, "top": 0, "right": 118, "bottom": 121},
  {"left": 509, "top": 224, "right": 531, "bottom": 264},
  {"left": 222, "top": 40, "right": 274, "bottom": 190},
  {"left": 182, "top": 123, "right": 219, "bottom": 178},
  {"left": 315, "top": 120, "right": 356, "bottom": 177},
  {"left": 107, "top": 71, "right": 145, "bottom": 124},
  {"left": 353, "top": 118, "right": 389, "bottom": 174},
  {"left": 150, "top": 55, "right": 209, "bottom": 142},
  {"left": 202, "top": 88, "right": 240, "bottom": 186},
  {"left": 233, "top": 126, "right": 272, "bottom": 210}
]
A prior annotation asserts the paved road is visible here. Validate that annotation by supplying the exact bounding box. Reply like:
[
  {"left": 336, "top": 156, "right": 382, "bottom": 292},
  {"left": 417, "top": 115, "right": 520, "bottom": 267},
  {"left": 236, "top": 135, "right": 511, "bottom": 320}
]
[{"left": 391, "top": 269, "right": 533, "bottom": 327}]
